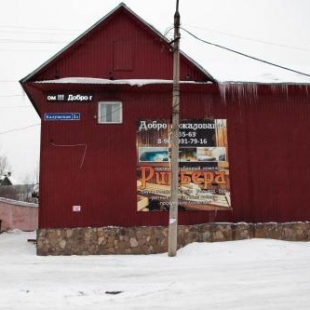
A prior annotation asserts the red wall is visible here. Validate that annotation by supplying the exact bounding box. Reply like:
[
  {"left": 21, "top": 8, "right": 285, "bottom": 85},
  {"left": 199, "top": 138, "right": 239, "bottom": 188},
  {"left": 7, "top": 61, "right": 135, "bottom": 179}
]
[
  {"left": 26, "top": 83, "right": 310, "bottom": 229},
  {"left": 32, "top": 8, "right": 209, "bottom": 83},
  {"left": 21, "top": 6, "right": 310, "bottom": 228}
]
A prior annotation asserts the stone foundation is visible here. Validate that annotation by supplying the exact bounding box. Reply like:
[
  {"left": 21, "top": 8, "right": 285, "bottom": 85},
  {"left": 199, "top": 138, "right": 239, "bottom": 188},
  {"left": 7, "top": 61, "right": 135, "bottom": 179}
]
[{"left": 37, "top": 221, "right": 310, "bottom": 255}]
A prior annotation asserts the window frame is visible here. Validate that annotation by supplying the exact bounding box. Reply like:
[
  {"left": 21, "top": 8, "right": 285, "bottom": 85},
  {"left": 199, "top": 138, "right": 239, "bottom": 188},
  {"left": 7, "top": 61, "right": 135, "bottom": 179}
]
[{"left": 97, "top": 101, "right": 123, "bottom": 124}]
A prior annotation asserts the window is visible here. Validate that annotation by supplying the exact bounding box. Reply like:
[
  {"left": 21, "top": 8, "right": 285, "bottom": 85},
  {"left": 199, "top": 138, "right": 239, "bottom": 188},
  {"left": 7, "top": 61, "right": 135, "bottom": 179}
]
[{"left": 98, "top": 101, "right": 122, "bottom": 124}]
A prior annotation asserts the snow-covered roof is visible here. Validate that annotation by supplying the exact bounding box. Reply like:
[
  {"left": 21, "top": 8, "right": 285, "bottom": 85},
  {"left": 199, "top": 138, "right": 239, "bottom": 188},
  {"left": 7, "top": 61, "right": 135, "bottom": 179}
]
[
  {"left": 203, "top": 63, "right": 310, "bottom": 84},
  {"left": 21, "top": 3, "right": 310, "bottom": 85},
  {"left": 21, "top": 3, "right": 215, "bottom": 84},
  {"left": 0, "top": 175, "right": 11, "bottom": 185},
  {"left": 0, "top": 175, "right": 21, "bottom": 186},
  {"left": 35, "top": 78, "right": 212, "bottom": 86},
  {"left": 0, "top": 197, "right": 38, "bottom": 208}
]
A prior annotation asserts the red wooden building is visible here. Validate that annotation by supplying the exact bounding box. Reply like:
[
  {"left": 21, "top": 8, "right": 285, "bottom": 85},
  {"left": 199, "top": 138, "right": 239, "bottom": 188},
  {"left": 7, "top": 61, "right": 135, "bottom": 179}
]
[{"left": 21, "top": 3, "right": 310, "bottom": 234}]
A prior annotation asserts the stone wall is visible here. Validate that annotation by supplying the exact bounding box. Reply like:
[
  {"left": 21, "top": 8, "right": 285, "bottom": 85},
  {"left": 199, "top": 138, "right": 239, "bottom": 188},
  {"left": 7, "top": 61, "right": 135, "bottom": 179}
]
[{"left": 37, "top": 221, "right": 310, "bottom": 256}]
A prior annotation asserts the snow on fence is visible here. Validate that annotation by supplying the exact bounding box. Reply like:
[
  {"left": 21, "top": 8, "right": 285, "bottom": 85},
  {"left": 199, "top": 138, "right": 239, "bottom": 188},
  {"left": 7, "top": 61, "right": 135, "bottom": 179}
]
[{"left": 0, "top": 197, "right": 38, "bottom": 232}]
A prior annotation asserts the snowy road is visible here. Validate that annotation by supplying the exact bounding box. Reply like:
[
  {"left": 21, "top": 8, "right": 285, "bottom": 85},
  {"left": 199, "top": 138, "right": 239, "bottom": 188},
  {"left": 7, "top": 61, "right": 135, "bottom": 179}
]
[{"left": 1, "top": 230, "right": 310, "bottom": 309}]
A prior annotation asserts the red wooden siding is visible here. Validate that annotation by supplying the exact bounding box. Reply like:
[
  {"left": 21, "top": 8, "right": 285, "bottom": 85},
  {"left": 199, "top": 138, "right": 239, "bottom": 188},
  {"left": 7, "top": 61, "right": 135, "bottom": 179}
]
[
  {"left": 21, "top": 4, "right": 310, "bottom": 229},
  {"left": 25, "top": 83, "right": 310, "bottom": 228},
  {"left": 27, "top": 6, "right": 211, "bottom": 83}
]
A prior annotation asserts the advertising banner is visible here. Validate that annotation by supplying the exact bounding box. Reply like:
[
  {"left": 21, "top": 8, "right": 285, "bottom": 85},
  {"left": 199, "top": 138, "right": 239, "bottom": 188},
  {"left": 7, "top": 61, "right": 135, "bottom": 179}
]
[{"left": 136, "top": 119, "right": 231, "bottom": 212}]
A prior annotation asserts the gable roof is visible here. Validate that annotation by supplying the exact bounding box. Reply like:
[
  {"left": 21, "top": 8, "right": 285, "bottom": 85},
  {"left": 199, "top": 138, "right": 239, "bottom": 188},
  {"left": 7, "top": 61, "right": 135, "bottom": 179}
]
[
  {"left": 0, "top": 175, "right": 13, "bottom": 186},
  {"left": 20, "top": 2, "right": 215, "bottom": 84}
]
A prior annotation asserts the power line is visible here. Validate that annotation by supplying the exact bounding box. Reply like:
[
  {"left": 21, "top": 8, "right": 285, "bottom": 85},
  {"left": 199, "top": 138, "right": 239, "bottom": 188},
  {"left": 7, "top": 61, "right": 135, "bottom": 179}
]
[
  {"left": 0, "top": 106, "right": 30, "bottom": 109},
  {"left": 0, "top": 38, "right": 68, "bottom": 44},
  {"left": 183, "top": 24, "right": 310, "bottom": 53},
  {"left": 0, "top": 25, "right": 78, "bottom": 32},
  {"left": 0, "top": 124, "right": 40, "bottom": 135},
  {"left": 0, "top": 48, "right": 55, "bottom": 52},
  {"left": 0, "top": 29, "right": 79, "bottom": 36},
  {"left": 181, "top": 27, "right": 310, "bottom": 78},
  {"left": 0, "top": 95, "right": 26, "bottom": 97},
  {"left": 0, "top": 104, "right": 122, "bottom": 135}
]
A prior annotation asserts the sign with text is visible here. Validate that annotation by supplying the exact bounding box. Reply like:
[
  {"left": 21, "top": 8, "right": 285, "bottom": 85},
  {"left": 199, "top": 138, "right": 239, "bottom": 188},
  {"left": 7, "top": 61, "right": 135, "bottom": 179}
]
[
  {"left": 46, "top": 93, "right": 93, "bottom": 102},
  {"left": 44, "top": 113, "right": 81, "bottom": 121},
  {"left": 136, "top": 119, "right": 231, "bottom": 212}
]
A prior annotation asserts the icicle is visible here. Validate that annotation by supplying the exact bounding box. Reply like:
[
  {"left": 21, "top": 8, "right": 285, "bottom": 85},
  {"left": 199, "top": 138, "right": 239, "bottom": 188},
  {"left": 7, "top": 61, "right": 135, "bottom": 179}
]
[
  {"left": 281, "top": 84, "right": 289, "bottom": 97},
  {"left": 270, "top": 84, "right": 278, "bottom": 94},
  {"left": 243, "top": 83, "right": 258, "bottom": 104},
  {"left": 218, "top": 82, "right": 229, "bottom": 102},
  {"left": 227, "top": 83, "right": 259, "bottom": 103}
]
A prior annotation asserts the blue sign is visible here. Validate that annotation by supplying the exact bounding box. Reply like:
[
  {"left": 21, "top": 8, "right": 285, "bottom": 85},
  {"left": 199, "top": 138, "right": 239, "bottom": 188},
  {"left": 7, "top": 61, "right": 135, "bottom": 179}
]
[{"left": 44, "top": 113, "right": 81, "bottom": 121}]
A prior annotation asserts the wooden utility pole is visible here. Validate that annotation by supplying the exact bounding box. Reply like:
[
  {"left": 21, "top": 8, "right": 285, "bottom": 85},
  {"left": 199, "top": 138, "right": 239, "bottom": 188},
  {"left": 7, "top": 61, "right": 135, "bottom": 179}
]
[{"left": 168, "top": 0, "right": 180, "bottom": 257}]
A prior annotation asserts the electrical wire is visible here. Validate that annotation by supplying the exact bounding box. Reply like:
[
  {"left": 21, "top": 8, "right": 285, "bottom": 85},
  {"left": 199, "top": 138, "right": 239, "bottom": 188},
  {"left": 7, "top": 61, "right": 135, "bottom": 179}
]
[
  {"left": 0, "top": 38, "right": 68, "bottom": 44},
  {"left": 0, "top": 29, "right": 79, "bottom": 36},
  {"left": 0, "top": 124, "right": 40, "bottom": 135},
  {"left": 182, "top": 24, "right": 310, "bottom": 53},
  {"left": 181, "top": 27, "right": 310, "bottom": 78},
  {"left": 0, "top": 25, "right": 78, "bottom": 32},
  {"left": 0, "top": 95, "right": 25, "bottom": 97},
  {"left": 0, "top": 104, "right": 122, "bottom": 135},
  {"left": 2, "top": 26, "right": 310, "bottom": 135},
  {"left": 0, "top": 106, "right": 30, "bottom": 109},
  {"left": 0, "top": 49, "right": 54, "bottom": 52},
  {"left": 50, "top": 141, "right": 87, "bottom": 169}
]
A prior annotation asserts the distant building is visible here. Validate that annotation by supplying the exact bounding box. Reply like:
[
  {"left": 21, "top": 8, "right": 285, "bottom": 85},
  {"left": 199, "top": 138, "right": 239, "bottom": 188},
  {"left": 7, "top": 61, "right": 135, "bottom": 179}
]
[{"left": 0, "top": 173, "right": 13, "bottom": 186}]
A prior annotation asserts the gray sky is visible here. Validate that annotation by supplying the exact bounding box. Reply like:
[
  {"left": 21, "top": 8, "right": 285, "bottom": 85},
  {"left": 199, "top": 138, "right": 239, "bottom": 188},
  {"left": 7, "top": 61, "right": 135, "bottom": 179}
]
[{"left": 1, "top": 0, "right": 310, "bottom": 182}]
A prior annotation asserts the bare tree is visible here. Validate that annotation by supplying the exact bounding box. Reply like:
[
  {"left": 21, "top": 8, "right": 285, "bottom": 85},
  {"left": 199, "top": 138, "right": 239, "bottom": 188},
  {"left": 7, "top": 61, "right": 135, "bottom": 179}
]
[
  {"left": 0, "top": 149, "right": 38, "bottom": 202},
  {"left": 0, "top": 155, "right": 8, "bottom": 175},
  {"left": 20, "top": 174, "right": 37, "bottom": 202},
  {"left": 0, "top": 186, "right": 19, "bottom": 200},
  {"left": 0, "top": 148, "right": 17, "bottom": 200},
  {"left": 0, "top": 148, "right": 11, "bottom": 175},
  {"left": 33, "top": 160, "right": 40, "bottom": 184}
]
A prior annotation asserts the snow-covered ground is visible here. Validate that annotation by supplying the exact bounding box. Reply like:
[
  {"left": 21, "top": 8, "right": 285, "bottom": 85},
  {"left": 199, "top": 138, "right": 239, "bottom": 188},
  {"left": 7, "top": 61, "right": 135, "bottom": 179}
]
[{"left": 1, "top": 230, "right": 310, "bottom": 310}]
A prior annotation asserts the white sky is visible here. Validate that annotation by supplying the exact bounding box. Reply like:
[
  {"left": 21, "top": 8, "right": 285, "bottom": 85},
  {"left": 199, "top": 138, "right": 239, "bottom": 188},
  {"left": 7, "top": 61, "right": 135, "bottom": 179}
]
[
  {"left": 1, "top": 0, "right": 310, "bottom": 182},
  {"left": 1, "top": 231, "right": 310, "bottom": 309}
]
